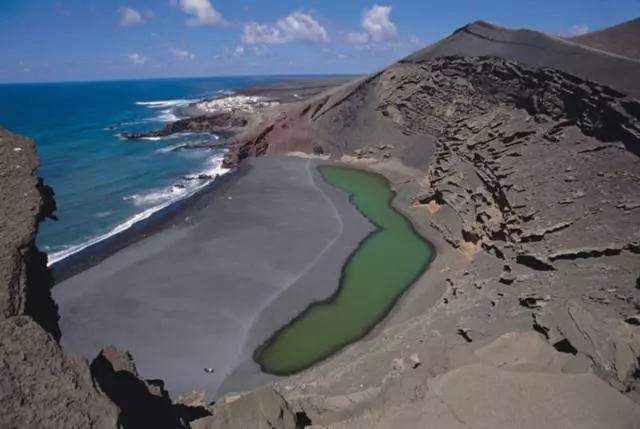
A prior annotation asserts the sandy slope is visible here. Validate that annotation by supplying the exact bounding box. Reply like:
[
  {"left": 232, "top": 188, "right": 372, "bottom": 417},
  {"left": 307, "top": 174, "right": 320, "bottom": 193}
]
[{"left": 571, "top": 18, "right": 640, "bottom": 61}]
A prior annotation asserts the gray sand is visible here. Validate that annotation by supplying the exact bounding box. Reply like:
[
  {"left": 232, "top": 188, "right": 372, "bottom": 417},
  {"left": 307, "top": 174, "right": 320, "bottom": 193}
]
[{"left": 53, "top": 156, "right": 374, "bottom": 398}]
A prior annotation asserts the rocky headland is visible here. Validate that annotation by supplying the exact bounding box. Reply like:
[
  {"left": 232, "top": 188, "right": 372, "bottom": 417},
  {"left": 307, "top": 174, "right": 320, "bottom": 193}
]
[
  {"left": 2, "top": 19, "right": 640, "bottom": 429},
  {"left": 120, "top": 112, "right": 250, "bottom": 140}
]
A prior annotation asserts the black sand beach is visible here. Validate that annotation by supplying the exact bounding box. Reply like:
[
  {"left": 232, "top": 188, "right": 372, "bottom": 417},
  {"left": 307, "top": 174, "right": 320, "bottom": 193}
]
[{"left": 53, "top": 156, "right": 374, "bottom": 398}]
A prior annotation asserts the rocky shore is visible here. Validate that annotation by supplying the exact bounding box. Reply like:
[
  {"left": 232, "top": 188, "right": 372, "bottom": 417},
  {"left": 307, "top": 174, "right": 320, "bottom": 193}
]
[
  {"left": 121, "top": 78, "right": 354, "bottom": 142},
  {"left": 2, "top": 19, "right": 640, "bottom": 429},
  {"left": 120, "top": 112, "right": 249, "bottom": 140}
]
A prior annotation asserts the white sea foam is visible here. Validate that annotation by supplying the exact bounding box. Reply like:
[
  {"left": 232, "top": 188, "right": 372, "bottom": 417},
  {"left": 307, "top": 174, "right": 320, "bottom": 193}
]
[
  {"left": 136, "top": 98, "right": 201, "bottom": 123},
  {"left": 124, "top": 185, "right": 189, "bottom": 207},
  {"left": 154, "top": 138, "right": 212, "bottom": 154},
  {"left": 47, "top": 152, "right": 230, "bottom": 267},
  {"left": 155, "top": 144, "right": 183, "bottom": 154},
  {"left": 135, "top": 99, "right": 199, "bottom": 108},
  {"left": 94, "top": 211, "right": 114, "bottom": 218}
]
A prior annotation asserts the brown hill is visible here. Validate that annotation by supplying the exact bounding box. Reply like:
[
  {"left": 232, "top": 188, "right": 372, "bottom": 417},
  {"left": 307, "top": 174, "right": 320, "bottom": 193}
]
[
  {"left": 571, "top": 18, "right": 640, "bottom": 61},
  {"left": 404, "top": 20, "right": 640, "bottom": 98},
  {"left": 220, "top": 21, "right": 640, "bottom": 427}
]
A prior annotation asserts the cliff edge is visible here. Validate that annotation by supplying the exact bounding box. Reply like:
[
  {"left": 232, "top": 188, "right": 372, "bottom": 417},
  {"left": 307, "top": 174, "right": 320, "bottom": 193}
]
[{"left": 0, "top": 128, "right": 207, "bottom": 428}]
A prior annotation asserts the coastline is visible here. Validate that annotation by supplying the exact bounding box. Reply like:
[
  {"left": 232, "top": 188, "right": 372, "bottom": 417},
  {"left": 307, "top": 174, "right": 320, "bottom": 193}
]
[
  {"left": 53, "top": 156, "right": 377, "bottom": 398},
  {"left": 50, "top": 75, "right": 356, "bottom": 279},
  {"left": 50, "top": 75, "right": 446, "bottom": 400},
  {"left": 50, "top": 165, "right": 241, "bottom": 283}
]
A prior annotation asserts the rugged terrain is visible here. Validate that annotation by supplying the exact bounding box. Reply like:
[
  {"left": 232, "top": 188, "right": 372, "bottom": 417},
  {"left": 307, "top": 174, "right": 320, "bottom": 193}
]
[
  {"left": 2, "top": 19, "right": 640, "bottom": 429},
  {"left": 216, "top": 21, "right": 640, "bottom": 428},
  {"left": 0, "top": 127, "right": 212, "bottom": 428}
]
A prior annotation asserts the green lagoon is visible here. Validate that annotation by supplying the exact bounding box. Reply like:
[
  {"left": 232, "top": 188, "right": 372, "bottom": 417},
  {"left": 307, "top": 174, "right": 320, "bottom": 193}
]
[{"left": 255, "top": 165, "right": 433, "bottom": 375}]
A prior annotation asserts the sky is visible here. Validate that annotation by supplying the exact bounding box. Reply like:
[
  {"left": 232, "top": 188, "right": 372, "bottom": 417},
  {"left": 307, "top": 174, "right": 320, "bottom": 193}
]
[{"left": 0, "top": 0, "right": 637, "bottom": 83}]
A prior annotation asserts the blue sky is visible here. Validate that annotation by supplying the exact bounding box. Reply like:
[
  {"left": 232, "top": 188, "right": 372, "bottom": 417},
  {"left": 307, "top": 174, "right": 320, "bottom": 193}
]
[{"left": 0, "top": 0, "right": 637, "bottom": 82}]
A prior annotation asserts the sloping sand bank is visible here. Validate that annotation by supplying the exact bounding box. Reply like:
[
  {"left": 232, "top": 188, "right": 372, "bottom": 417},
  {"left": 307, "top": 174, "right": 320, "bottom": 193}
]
[{"left": 53, "top": 156, "right": 375, "bottom": 397}]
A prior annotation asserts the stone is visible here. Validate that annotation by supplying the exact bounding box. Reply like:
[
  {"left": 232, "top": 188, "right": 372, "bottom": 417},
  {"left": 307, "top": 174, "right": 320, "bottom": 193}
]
[
  {"left": 192, "top": 388, "right": 297, "bottom": 429},
  {"left": 0, "top": 317, "right": 120, "bottom": 429}
]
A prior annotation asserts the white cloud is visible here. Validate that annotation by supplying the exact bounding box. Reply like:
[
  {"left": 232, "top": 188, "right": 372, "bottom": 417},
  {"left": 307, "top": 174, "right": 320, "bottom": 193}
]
[
  {"left": 242, "top": 11, "right": 327, "bottom": 44},
  {"left": 127, "top": 53, "right": 147, "bottom": 64},
  {"left": 338, "top": 54, "right": 347, "bottom": 60},
  {"left": 347, "top": 32, "right": 369, "bottom": 45},
  {"left": 568, "top": 24, "right": 589, "bottom": 36},
  {"left": 177, "top": 0, "right": 223, "bottom": 26},
  {"left": 409, "top": 35, "right": 421, "bottom": 44},
  {"left": 361, "top": 5, "right": 397, "bottom": 43},
  {"left": 278, "top": 12, "right": 328, "bottom": 42},
  {"left": 242, "top": 23, "right": 287, "bottom": 44},
  {"left": 169, "top": 47, "right": 196, "bottom": 60},
  {"left": 232, "top": 46, "right": 245, "bottom": 57},
  {"left": 252, "top": 46, "right": 268, "bottom": 56},
  {"left": 118, "top": 6, "right": 143, "bottom": 26}
]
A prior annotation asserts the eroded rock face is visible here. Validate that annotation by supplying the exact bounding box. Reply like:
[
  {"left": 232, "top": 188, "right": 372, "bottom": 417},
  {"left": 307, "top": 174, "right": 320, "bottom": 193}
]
[
  {"left": 0, "top": 127, "right": 59, "bottom": 339},
  {"left": 0, "top": 127, "right": 201, "bottom": 428},
  {"left": 223, "top": 54, "right": 640, "bottom": 405},
  {"left": 191, "top": 388, "right": 297, "bottom": 429},
  {"left": 91, "top": 346, "right": 209, "bottom": 428},
  {"left": 0, "top": 317, "right": 119, "bottom": 429}
]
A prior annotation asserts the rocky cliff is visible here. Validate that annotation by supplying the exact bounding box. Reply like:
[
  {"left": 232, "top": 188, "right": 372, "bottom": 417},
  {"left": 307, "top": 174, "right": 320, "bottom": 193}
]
[{"left": 0, "top": 127, "right": 209, "bottom": 429}]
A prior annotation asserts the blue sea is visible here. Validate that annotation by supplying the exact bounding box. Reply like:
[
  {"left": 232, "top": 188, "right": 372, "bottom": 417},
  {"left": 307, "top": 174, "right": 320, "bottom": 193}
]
[{"left": 0, "top": 76, "right": 292, "bottom": 265}]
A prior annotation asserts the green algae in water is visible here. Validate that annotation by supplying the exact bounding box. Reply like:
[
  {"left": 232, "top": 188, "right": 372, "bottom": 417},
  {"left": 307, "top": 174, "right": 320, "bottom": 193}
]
[{"left": 255, "top": 165, "right": 433, "bottom": 375}]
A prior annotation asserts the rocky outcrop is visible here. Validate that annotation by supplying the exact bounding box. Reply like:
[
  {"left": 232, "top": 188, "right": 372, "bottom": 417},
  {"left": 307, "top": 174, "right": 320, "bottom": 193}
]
[
  {"left": 91, "top": 346, "right": 208, "bottom": 428},
  {"left": 0, "top": 127, "right": 205, "bottom": 428},
  {"left": 0, "top": 127, "right": 59, "bottom": 339},
  {"left": 120, "top": 112, "right": 249, "bottom": 140},
  {"left": 0, "top": 316, "right": 119, "bottom": 429},
  {"left": 191, "top": 388, "right": 298, "bottom": 429}
]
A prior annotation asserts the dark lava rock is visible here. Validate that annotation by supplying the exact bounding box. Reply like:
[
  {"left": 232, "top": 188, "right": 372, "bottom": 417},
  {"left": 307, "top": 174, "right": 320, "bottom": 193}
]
[
  {"left": 0, "top": 317, "right": 120, "bottom": 429},
  {"left": 91, "top": 346, "right": 205, "bottom": 428},
  {"left": 121, "top": 112, "right": 249, "bottom": 140}
]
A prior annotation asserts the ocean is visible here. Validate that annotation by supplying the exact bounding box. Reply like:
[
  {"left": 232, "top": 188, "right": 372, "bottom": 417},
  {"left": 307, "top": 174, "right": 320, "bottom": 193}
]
[{"left": 0, "top": 76, "right": 289, "bottom": 265}]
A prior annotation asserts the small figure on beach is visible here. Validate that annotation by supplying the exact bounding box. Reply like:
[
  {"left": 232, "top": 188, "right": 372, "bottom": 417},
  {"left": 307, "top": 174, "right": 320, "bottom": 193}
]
[{"left": 204, "top": 368, "right": 215, "bottom": 374}]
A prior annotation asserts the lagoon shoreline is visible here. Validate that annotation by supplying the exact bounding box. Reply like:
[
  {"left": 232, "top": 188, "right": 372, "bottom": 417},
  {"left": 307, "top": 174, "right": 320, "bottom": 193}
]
[{"left": 53, "top": 156, "right": 392, "bottom": 399}]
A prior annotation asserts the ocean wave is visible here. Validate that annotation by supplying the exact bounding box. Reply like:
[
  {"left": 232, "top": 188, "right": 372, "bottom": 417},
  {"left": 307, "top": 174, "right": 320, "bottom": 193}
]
[
  {"left": 124, "top": 185, "right": 189, "bottom": 207},
  {"left": 136, "top": 98, "right": 201, "bottom": 123},
  {"left": 94, "top": 211, "right": 114, "bottom": 218},
  {"left": 153, "top": 109, "right": 180, "bottom": 123},
  {"left": 155, "top": 144, "right": 183, "bottom": 154},
  {"left": 47, "top": 152, "right": 230, "bottom": 267},
  {"left": 120, "top": 120, "right": 150, "bottom": 126},
  {"left": 47, "top": 200, "right": 178, "bottom": 266},
  {"left": 135, "top": 99, "right": 199, "bottom": 109}
]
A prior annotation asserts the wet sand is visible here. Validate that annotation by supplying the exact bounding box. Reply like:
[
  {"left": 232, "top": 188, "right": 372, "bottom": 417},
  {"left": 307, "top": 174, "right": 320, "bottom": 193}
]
[{"left": 53, "top": 156, "right": 374, "bottom": 398}]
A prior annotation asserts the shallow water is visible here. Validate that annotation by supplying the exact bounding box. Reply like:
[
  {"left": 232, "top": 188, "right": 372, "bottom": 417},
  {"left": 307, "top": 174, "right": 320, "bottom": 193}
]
[{"left": 256, "top": 165, "right": 433, "bottom": 374}]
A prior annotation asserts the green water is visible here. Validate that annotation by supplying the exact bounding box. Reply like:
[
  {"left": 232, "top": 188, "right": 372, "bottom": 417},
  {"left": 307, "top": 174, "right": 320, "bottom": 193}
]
[{"left": 255, "top": 165, "right": 433, "bottom": 375}]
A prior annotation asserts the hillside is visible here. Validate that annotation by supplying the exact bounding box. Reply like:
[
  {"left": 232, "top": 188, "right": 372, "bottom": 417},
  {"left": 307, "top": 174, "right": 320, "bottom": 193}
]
[
  {"left": 218, "top": 21, "right": 640, "bottom": 428},
  {"left": 571, "top": 18, "right": 640, "bottom": 60},
  {"left": 1, "top": 19, "right": 640, "bottom": 429}
]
